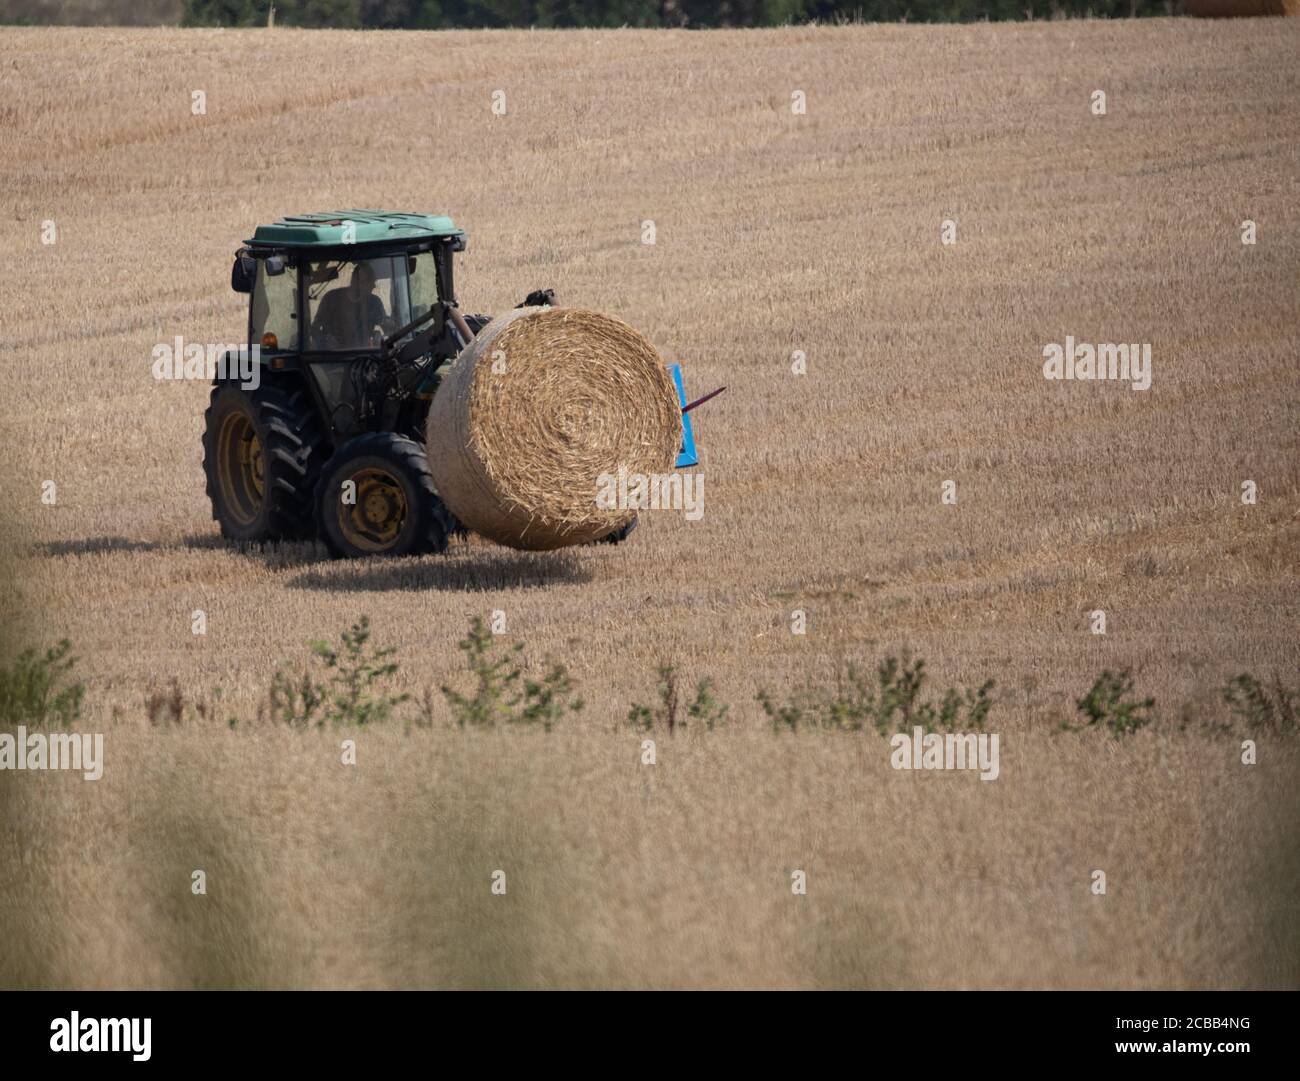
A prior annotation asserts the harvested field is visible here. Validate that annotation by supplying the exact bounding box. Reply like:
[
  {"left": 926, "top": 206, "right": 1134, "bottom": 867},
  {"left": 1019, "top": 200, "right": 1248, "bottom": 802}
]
[{"left": 0, "top": 20, "right": 1297, "bottom": 989}]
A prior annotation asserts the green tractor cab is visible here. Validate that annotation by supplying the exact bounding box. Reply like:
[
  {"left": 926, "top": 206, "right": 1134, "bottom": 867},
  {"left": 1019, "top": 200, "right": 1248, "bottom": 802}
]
[{"left": 204, "top": 209, "right": 512, "bottom": 559}]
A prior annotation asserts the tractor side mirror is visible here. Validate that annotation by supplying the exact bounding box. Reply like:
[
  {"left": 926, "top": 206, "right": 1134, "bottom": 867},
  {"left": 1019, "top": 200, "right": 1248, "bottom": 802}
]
[
  {"left": 231, "top": 252, "right": 256, "bottom": 294},
  {"left": 265, "top": 255, "right": 286, "bottom": 276}
]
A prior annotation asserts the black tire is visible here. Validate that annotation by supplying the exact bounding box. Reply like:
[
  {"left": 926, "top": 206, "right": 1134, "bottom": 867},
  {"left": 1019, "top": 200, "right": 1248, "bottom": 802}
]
[
  {"left": 598, "top": 515, "right": 639, "bottom": 545},
  {"left": 314, "top": 432, "right": 453, "bottom": 559},
  {"left": 202, "top": 380, "right": 327, "bottom": 542}
]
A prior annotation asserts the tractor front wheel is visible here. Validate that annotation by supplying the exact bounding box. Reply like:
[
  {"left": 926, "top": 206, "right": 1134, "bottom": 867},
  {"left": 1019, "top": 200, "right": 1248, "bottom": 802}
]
[{"left": 314, "top": 433, "right": 454, "bottom": 559}]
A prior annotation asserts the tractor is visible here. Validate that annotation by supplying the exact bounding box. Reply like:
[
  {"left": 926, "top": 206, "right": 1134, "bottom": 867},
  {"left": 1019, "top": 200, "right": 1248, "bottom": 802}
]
[{"left": 202, "top": 210, "right": 639, "bottom": 559}]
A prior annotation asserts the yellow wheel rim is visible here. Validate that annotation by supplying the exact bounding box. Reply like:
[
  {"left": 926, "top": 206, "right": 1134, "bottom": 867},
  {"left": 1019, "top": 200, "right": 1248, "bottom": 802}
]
[
  {"left": 217, "top": 412, "right": 264, "bottom": 527},
  {"left": 339, "top": 467, "right": 408, "bottom": 552}
]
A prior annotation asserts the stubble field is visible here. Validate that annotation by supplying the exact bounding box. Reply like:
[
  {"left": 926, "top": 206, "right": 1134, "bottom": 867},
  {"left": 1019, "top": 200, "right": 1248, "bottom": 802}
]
[{"left": 0, "top": 20, "right": 1297, "bottom": 989}]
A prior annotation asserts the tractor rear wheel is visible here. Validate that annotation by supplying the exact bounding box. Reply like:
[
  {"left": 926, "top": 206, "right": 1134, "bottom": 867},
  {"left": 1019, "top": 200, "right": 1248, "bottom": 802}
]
[
  {"left": 314, "top": 432, "right": 453, "bottom": 559},
  {"left": 202, "top": 381, "right": 325, "bottom": 542}
]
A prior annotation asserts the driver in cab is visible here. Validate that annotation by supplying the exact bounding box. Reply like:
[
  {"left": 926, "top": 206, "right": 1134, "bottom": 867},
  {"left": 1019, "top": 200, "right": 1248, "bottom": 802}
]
[{"left": 313, "top": 262, "right": 387, "bottom": 349}]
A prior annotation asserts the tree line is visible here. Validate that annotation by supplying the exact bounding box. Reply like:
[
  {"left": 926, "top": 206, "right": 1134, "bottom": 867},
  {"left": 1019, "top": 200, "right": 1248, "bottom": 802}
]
[{"left": 183, "top": 0, "right": 1176, "bottom": 28}]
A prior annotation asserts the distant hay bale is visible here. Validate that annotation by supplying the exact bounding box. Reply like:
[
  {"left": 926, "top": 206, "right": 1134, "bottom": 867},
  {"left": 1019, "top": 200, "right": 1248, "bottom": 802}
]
[
  {"left": 426, "top": 306, "right": 681, "bottom": 551},
  {"left": 1184, "top": 0, "right": 1297, "bottom": 15}
]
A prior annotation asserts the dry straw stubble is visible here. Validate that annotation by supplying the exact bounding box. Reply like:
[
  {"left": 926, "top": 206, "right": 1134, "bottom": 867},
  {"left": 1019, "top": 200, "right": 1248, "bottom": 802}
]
[{"left": 426, "top": 306, "right": 681, "bottom": 550}]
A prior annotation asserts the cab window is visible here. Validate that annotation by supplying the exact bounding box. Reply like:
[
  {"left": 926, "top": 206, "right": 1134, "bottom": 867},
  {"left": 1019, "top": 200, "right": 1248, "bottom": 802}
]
[
  {"left": 305, "top": 256, "right": 409, "bottom": 352},
  {"left": 408, "top": 252, "right": 439, "bottom": 323},
  {"left": 250, "top": 263, "right": 299, "bottom": 350}
]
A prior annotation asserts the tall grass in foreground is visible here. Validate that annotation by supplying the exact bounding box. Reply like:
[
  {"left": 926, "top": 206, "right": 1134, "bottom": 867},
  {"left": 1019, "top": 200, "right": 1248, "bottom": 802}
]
[{"left": 2, "top": 610, "right": 1297, "bottom": 988}]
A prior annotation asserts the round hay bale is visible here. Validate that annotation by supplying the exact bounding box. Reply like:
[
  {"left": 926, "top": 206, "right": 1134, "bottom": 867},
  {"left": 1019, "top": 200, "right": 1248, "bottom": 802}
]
[
  {"left": 425, "top": 306, "right": 682, "bottom": 551},
  {"left": 1184, "top": 0, "right": 1296, "bottom": 15}
]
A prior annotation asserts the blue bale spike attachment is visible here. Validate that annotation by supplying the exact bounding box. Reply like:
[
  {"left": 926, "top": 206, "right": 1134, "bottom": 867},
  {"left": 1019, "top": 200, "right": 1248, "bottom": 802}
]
[{"left": 668, "top": 364, "right": 699, "bottom": 468}]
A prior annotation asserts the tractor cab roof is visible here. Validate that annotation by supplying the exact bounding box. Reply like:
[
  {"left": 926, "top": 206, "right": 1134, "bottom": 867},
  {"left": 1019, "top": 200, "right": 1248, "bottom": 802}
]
[{"left": 245, "top": 210, "right": 464, "bottom": 250}]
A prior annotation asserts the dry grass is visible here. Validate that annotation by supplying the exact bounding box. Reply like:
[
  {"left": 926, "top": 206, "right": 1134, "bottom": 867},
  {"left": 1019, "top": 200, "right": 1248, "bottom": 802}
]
[
  {"left": 0, "top": 20, "right": 1298, "bottom": 989},
  {"left": 5, "top": 725, "right": 1297, "bottom": 990}
]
